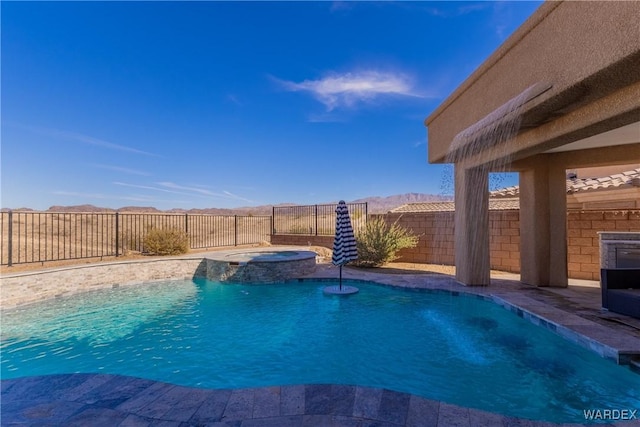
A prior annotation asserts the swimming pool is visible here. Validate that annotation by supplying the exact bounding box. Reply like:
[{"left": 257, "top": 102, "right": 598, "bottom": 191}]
[{"left": 1, "top": 279, "right": 638, "bottom": 423}]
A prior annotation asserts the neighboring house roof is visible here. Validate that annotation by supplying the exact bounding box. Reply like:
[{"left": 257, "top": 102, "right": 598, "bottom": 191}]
[
  {"left": 567, "top": 167, "right": 640, "bottom": 193},
  {"left": 391, "top": 168, "right": 640, "bottom": 213},
  {"left": 390, "top": 198, "right": 520, "bottom": 213},
  {"left": 490, "top": 167, "right": 640, "bottom": 198}
]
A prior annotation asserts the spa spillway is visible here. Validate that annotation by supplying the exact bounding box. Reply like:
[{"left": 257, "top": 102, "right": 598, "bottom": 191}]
[{"left": 204, "top": 249, "right": 317, "bottom": 283}]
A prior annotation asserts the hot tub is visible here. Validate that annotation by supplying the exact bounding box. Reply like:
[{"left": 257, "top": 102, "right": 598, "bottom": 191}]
[{"left": 204, "top": 249, "right": 317, "bottom": 283}]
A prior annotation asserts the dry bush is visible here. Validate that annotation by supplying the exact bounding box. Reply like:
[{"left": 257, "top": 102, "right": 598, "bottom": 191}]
[
  {"left": 143, "top": 227, "right": 189, "bottom": 255},
  {"left": 353, "top": 217, "right": 418, "bottom": 267}
]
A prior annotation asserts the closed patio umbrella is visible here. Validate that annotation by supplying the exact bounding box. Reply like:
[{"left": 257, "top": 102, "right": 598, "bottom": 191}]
[{"left": 332, "top": 200, "right": 358, "bottom": 290}]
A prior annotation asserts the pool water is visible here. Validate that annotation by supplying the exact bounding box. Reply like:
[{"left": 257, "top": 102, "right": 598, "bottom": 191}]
[
  {"left": 225, "top": 250, "right": 299, "bottom": 259},
  {"left": 2, "top": 279, "right": 639, "bottom": 423}
]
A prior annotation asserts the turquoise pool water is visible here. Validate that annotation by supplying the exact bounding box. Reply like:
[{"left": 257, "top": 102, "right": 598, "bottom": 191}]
[{"left": 1, "top": 279, "right": 639, "bottom": 423}]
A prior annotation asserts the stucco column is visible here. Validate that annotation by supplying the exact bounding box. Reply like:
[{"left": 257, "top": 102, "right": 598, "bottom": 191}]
[
  {"left": 519, "top": 159, "right": 568, "bottom": 287},
  {"left": 454, "top": 165, "right": 490, "bottom": 286}
]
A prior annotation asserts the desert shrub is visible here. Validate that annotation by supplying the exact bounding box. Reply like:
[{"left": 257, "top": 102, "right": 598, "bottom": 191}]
[
  {"left": 143, "top": 227, "right": 189, "bottom": 255},
  {"left": 354, "top": 217, "right": 418, "bottom": 267}
]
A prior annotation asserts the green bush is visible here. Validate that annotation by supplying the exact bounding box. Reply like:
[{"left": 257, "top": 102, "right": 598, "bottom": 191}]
[
  {"left": 143, "top": 227, "right": 189, "bottom": 255},
  {"left": 354, "top": 217, "right": 418, "bottom": 267}
]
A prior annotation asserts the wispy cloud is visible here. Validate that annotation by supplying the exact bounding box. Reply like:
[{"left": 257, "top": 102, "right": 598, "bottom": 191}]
[
  {"left": 114, "top": 181, "right": 255, "bottom": 204},
  {"left": 13, "top": 123, "right": 158, "bottom": 157},
  {"left": 113, "top": 182, "right": 194, "bottom": 197},
  {"left": 91, "top": 164, "right": 151, "bottom": 176},
  {"left": 226, "top": 94, "right": 244, "bottom": 106},
  {"left": 306, "top": 112, "right": 350, "bottom": 123},
  {"left": 52, "top": 129, "right": 158, "bottom": 157},
  {"left": 423, "top": 2, "right": 489, "bottom": 18},
  {"left": 222, "top": 190, "right": 254, "bottom": 204},
  {"left": 52, "top": 190, "right": 111, "bottom": 200},
  {"left": 157, "top": 182, "right": 220, "bottom": 197},
  {"left": 420, "top": 2, "right": 512, "bottom": 39},
  {"left": 490, "top": 2, "right": 522, "bottom": 40},
  {"left": 456, "top": 3, "right": 489, "bottom": 16},
  {"left": 274, "top": 70, "right": 424, "bottom": 111},
  {"left": 329, "top": 1, "right": 354, "bottom": 13},
  {"left": 52, "top": 190, "right": 190, "bottom": 205}
]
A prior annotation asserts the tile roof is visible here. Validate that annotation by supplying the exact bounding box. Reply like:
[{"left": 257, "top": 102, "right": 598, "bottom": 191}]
[
  {"left": 391, "top": 168, "right": 639, "bottom": 213},
  {"left": 490, "top": 167, "right": 640, "bottom": 198},
  {"left": 390, "top": 198, "right": 520, "bottom": 213},
  {"left": 566, "top": 167, "right": 640, "bottom": 193}
]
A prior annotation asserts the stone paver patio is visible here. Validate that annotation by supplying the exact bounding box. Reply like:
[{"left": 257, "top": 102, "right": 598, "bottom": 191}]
[{"left": 2, "top": 374, "right": 568, "bottom": 427}]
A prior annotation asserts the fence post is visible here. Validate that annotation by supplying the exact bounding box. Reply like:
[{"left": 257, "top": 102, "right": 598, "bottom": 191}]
[
  {"left": 185, "top": 213, "right": 190, "bottom": 249},
  {"left": 315, "top": 205, "right": 318, "bottom": 236},
  {"left": 234, "top": 215, "right": 238, "bottom": 246},
  {"left": 7, "top": 210, "right": 13, "bottom": 267},
  {"left": 115, "top": 212, "right": 120, "bottom": 257},
  {"left": 271, "top": 207, "right": 275, "bottom": 234}
]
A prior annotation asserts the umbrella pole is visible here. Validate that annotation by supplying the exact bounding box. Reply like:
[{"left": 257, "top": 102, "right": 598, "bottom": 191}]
[{"left": 339, "top": 265, "right": 343, "bottom": 290}]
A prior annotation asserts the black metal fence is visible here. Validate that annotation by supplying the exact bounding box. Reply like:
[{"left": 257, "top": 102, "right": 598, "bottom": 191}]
[
  {"left": 0, "top": 211, "right": 272, "bottom": 266},
  {"left": 272, "top": 202, "right": 367, "bottom": 236}
]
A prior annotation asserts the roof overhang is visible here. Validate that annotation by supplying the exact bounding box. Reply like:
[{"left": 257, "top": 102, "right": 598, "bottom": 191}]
[{"left": 425, "top": 1, "right": 640, "bottom": 169}]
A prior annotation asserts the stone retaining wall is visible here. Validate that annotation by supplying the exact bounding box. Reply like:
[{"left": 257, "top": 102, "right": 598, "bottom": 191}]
[
  {"left": 205, "top": 257, "right": 317, "bottom": 283},
  {"left": 1, "top": 257, "right": 206, "bottom": 309},
  {"left": 1, "top": 249, "right": 320, "bottom": 308}
]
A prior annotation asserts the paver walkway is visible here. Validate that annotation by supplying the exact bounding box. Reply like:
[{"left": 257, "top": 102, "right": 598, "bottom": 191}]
[{"left": 0, "top": 374, "right": 601, "bottom": 426}]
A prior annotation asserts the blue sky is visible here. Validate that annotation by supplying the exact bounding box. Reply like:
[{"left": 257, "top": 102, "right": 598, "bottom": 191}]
[{"left": 1, "top": 1, "right": 542, "bottom": 210}]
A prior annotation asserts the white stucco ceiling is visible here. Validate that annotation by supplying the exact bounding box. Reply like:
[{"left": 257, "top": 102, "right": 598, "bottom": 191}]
[{"left": 544, "top": 121, "right": 640, "bottom": 153}]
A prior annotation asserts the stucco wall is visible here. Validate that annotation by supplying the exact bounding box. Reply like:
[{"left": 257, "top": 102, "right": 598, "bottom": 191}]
[{"left": 425, "top": 1, "right": 640, "bottom": 163}]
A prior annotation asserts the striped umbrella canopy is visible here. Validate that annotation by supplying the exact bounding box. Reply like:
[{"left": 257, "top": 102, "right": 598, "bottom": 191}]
[{"left": 332, "top": 201, "right": 358, "bottom": 288}]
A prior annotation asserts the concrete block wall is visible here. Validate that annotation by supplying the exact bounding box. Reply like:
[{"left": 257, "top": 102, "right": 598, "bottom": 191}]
[
  {"left": 386, "top": 211, "right": 520, "bottom": 273},
  {"left": 389, "top": 209, "right": 638, "bottom": 280},
  {"left": 567, "top": 210, "right": 640, "bottom": 280},
  {"left": 488, "top": 210, "right": 521, "bottom": 273},
  {"left": 273, "top": 209, "right": 638, "bottom": 281},
  {"left": 270, "top": 234, "right": 334, "bottom": 248},
  {"left": 379, "top": 213, "right": 455, "bottom": 265}
]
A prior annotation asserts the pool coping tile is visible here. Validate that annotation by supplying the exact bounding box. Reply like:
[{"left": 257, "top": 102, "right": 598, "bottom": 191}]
[
  {"left": 281, "top": 384, "right": 306, "bottom": 416},
  {"left": 3, "top": 374, "right": 640, "bottom": 426},
  {"left": 189, "top": 388, "right": 232, "bottom": 423}
]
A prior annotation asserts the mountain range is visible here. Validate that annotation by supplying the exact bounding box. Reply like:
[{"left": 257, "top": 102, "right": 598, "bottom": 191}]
[{"left": 3, "top": 193, "right": 452, "bottom": 215}]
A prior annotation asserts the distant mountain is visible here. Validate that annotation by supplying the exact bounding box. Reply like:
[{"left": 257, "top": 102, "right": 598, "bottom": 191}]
[
  {"left": 5, "top": 193, "right": 450, "bottom": 215},
  {"left": 118, "top": 206, "right": 163, "bottom": 213},
  {"left": 0, "top": 207, "right": 35, "bottom": 212},
  {"left": 46, "top": 204, "right": 116, "bottom": 213}
]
